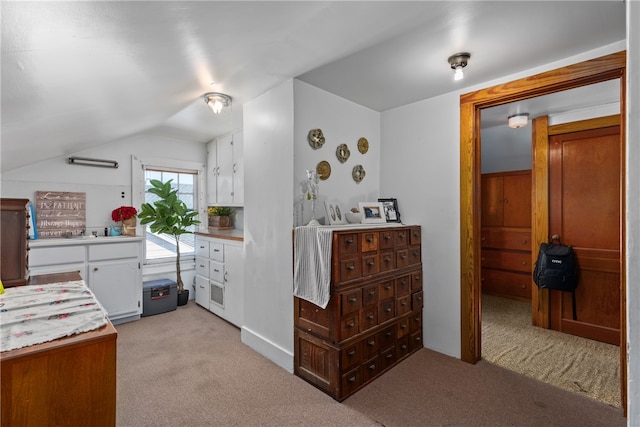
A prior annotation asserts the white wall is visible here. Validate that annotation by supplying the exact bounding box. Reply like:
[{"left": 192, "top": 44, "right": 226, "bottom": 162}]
[
  {"left": 293, "top": 80, "right": 380, "bottom": 226},
  {"left": 241, "top": 80, "right": 296, "bottom": 371},
  {"left": 625, "top": 0, "right": 639, "bottom": 423}
]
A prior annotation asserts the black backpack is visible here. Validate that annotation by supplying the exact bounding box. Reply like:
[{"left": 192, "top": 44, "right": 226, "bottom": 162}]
[{"left": 533, "top": 237, "right": 579, "bottom": 319}]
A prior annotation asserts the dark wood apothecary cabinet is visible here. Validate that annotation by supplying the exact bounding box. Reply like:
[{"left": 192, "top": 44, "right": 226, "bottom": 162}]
[
  {"left": 294, "top": 225, "right": 423, "bottom": 401},
  {"left": 1, "top": 198, "right": 30, "bottom": 287}
]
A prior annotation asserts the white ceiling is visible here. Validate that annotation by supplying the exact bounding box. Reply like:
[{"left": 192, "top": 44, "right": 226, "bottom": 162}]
[{"left": 0, "top": 1, "right": 626, "bottom": 172}]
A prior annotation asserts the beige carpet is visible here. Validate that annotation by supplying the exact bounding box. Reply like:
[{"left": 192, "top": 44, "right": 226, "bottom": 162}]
[
  {"left": 115, "top": 301, "right": 625, "bottom": 426},
  {"left": 481, "top": 294, "right": 621, "bottom": 407}
]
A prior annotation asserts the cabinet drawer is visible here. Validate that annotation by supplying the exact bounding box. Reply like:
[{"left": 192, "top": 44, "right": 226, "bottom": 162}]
[
  {"left": 410, "top": 330, "right": 423, "bottom": 352},
  {"left": 394, "top": 229, "right": 408, "bottom": 248},
  {"left": 361, "top": 253, "right": 379, "bottom": 276},
  {"left": 396, "top": 336, "right": 410, "bottom": 360},
  {"left": 195, "top": 240, "right": 209, "bottom": 258},
  {"left": 210, "top": 261, "right": 224, "bottom": 283},
  {"left": 195, "top": 257, "right": 209, "bottom": 277},
  {"left": 481, "top": 249, "right": 531, "bottom": 273},
  {"left": 362, "top": 284, "right": 379, "bottom": 307},
  {"left": 379, "top": 231, "right": 394, "bottom": 250},
  {"left": 410, "top": 311, "right": 422, "bottom": 332},
  {"left": 361, "top": 334, "right": 379, "bottom": 359},
  {"left": 395, "top": 275, "right": 411, "bottom": 297},
  {"left": 409, "top": 227, "right": 421, "bottom": 246},
  {"left": 412, "top": 291, "right": 424, "bottom": 311},
  {"left": 481, "top": 228, "right": 531, "bottom": 251},
  {"left": 340, "top": 342, "right": 361, "bottom": 372},
  {"left": 379, "top": 250, "right": 395, "bottom": 272},
  {"left": 341, "top": 367, "right": 361, "bottom": 398},
  {"left": 411, "top": 271, "right": 423, "bottom": 292},
  {"left": 361, "top": 232, "right": 378, "bottom": 252},
  {"left": 362, "top": 355, "right": 379, "bottom": 383},
  {"left": 338, "top": 256, "right": 361, "bottom": 282},
  {"left": 481, "top": 269, "right": 532, "bottom": 300},
  {"left": 396, "top": 295, "right": 411, "bottom": 316},
  {"left": 378, "top": 325, "right": 395, "bottom": 350},
  {"left": 408, "top": 246, "right": 421, "bottom": 265},
  {"left": 210, "top": 242, "right": 224, "bottom": 262},
  {"left": 339, "top": 314, "right": 360, "bottom": 341},
  {"left": 30, "top": 245, "right": 85, "bottom": 266},
  {"left": 360, "top": 305, "right": 378, "bottom": 332},
  {"left": 380, "top": 346, "right": 396, "bottom": 370},
  {"left": 337, "top": 233, "right": 358, "bottom": 255},
  {"left": 341, "top": 289, "right": 362, "bottom": 315},
  {"left": 397, "top": 317, "right": 410, "bottom": 338},
  {"left": 89, "top": 242, "right": 139, "bottom": 261},
  {"left": 396, "top": 248, "right": 410, "bottom": 268},
  {"left": 379, "top": 298, "right": 395, "bottom": 323},
  {"left": 379, "top": 280, "right": 394, "bottom": 300}
]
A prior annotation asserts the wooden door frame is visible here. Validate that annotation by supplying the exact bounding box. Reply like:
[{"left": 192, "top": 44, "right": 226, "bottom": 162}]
[{"left": 459, "top": 51, "right": 626, "bottom": 405}]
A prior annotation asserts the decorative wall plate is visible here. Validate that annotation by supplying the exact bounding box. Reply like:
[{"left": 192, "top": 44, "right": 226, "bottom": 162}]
[
  {"left": 316, "top": 160, "right": 331, "bottom": 180},
  {"left": 308, "top": 129, "right": 325, "bottom": 149},
  {"left": 357, "top": 137, "right": 369, "bottom": 154},
  {"left": 352, "top": 164, "right": 365, "bottom": 183},
  {"left": 336, "top": 144, "right": 350, "bottom": 163}
]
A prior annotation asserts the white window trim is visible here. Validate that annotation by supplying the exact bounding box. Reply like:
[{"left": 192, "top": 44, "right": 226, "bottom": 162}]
[{"left": 132, "top": 155, "right": 207, "bottom": 265}]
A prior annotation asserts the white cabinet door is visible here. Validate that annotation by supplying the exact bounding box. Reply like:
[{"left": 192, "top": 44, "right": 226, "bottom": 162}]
[
  {"left": 89, "top": 259, "right": 140, "bottom": 319},
  {"left": 216, "top": 134, "right": 234, "bottom": 204},
  {"left": 194, "top": 274, "right": 210, "bottom": 308},
  {"left": 224, "top": 244, "right": 244, "bottom": 327},
  {"left": 232, "top": 131, "right": 244, "bottom": 204},
  {"left": 206, "top": 140, "right": 218, "bottom": 205}
]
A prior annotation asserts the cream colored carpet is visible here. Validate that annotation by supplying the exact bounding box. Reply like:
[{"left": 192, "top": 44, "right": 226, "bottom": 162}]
[{"left": 481, "top": 294, "right": 621, "bottom": 408}]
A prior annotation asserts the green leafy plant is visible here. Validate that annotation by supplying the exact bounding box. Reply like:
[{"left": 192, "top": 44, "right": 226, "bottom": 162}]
[
  {"left": 138, "top": 179, "right": 200, "bottom": 294},
  {"left": 207, "top": 206, "right": 233, "bottom": 216}
]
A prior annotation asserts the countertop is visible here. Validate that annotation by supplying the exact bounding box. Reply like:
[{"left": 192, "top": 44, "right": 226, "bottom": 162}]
[
  {"left": 29, "top": 235, "right": 144, "bottom": 247},
  {"left": 195, "top": 228, "right": 244, "bottom": 242}
]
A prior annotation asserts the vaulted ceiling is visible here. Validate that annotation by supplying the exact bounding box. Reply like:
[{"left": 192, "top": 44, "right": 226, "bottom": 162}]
[{"left": 1, "top": 1, "right": 626, "bottom": 172}]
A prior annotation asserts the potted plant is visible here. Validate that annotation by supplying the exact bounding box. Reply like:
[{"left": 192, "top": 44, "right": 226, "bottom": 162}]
[
  {"left": 138, "top": 179, "right": 200, "bottom": 306},
  {"left": 111, "top": 206, "right": 138, "bottom": 236},
  {"left": 207, "top": 206, "right": 234, "bottom": 229}
]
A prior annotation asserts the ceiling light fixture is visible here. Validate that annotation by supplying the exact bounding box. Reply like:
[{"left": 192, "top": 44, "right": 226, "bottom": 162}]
[
  {"left": 448, "top": 52, "right": 470, "bottom": 81},
  {"left": 508, "top": 113, "right": 530, "bottom": 129},
  {"left": 203, "top": 92, "right": 232, "bottom": 115}
]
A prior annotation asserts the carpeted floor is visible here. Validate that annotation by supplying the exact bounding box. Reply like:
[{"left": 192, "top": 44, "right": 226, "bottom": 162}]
[
  {"left": 481, "top": 294, "right": 621, "bottom": 407},
  {"left": 115, "top": 301, "right": 625, "bottom": 426}
]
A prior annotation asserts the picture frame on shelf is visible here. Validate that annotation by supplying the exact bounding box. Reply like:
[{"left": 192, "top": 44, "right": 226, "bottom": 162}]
[
  {"left": 324, "top": 201, "right": 347, "bottom": 225},
  {"left": 378, "top": 198, "right": 401, "bottom": 223},
  {"left": 358, "top": 202, "right": 386, "bottom": 224}
]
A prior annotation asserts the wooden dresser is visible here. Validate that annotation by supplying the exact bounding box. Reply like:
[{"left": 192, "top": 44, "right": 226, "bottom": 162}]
[
  {"left": 294, "top": 225, "right": 423, "bottom": 401},
  {"left": 0, "top": 198, "right": 30, "bottom": 287},
  {"left": 480, "top": 170, "right": 532, "bottom": 301}
]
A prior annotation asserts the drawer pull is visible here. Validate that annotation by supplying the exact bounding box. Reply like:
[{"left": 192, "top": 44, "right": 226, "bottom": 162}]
[
  {"left": 401, "top": 344, "right": 407, "bottom": 350},
  {"left": 400, "top": 301, "right": 407, "bottom": 306},
  {"left": 199, "top": 285, "right": 205, "bottom": 289},
  {"left": 522, "top": 240, "right": 527, "bottom": 244},
  {"left": 367, "top": 261, "right": 375, "bottom": 266},
  {"left": 416, "top": 296, "right": 423, "bottom": 301},
  {"left": 346, "top": 238, "right": 354, "bottom": 244},
  {"left": 368, "top": 364, "right": 376, "bottom": 370},
  {"left": 385, "top": 307, "right": 392, "bottom": 312},
  {"left": 481, "top": 236, "right": 486, "bottom": 241},
  {"left": 367, "top": 314, "right": 374, "bottom": 320},
  {"left": 386, "top": 331, "right": 392, "bottom": 337},
  {"left": 346, "top": 265, "right": 355, "bottom": 271},
  {"left": 348, "top": 350, "right": 356, "bottom": 356},
  {"left": 199, "top": 264, "right": 205, "bottom": 268},
  {"left": 384, "top": 256, "right": 391, "bottom": 262},
  {"left": 368, "top": 340, "right": 375, "bottom": 347},
  {"left": 214, "top": 269, "right": 220, "bottom": 273},
  {"left": 199, "top": 245, "right": 206, "bottom": 249},
  {"left": 368, "top": 290, "right": 376, "bottom": 296},
  {"left": 412, "top": 250, "right": 419, "bottom": 256},
  {"left": 413, "top": 232, "right": 419, "bottom": 238},
  {"left": 398, "top": 233, "right": 405, "bottom": 238},
  {"left": 522, "top": 261, "right": 527, "bottom": 265},
  {"left": 346, "top": 322, "right": 355, "bottom": 328},
  {"left": 366, "top": 237, "right": 374, "bottom": 243},
  {"left": 384, "top": 284, "right": 392, "bottom": 290},
  {"left": 415, "top": 336, "right": 422, "bottom": 342},
  {"left": 400, "top": 323, "right": 407, "bottom": 329},
  {"left": 347, "top": 376, "right": 356, "bottom": 383},
  {"left": 386, "top": 353, "right": 393, "bottom": 359},
  {"left": 214, "top": 249, "right": 220, "bottom": 252},
  {"left": 383, "top": 235, "right": 391, "bottom": 240},
  {"left": 348, "top": 297, "right": 357, "bottom": 303},
  {"left": 400, "top": 254, "right": 407, "bottom": 259}
]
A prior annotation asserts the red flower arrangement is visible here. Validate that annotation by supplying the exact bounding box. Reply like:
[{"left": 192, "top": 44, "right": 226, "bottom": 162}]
[{"left": 111, "top": 206, "right": 138, "bottom": 222}]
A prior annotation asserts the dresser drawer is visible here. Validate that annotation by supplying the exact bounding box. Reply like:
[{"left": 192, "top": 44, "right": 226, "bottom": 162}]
[
  {"left": 412, "top": 291, "right": 424, "bottom": 311},
  {"left": 395, "top": 336, "right": 410, "bottom": 360},
  {"left": 409, "top": 227, "right": 421, "bottom": 246},
  {"left": 396, "top": 295, "right": 411, "bottom": 316},
  {"left": 378, "top": 325, "right": 395, "bottom": 350},
  {"left": 340, "top": 342, "right": 361, "bottom": 372},
  {"left": 396, "top": 248, "right": 410, "bottom": 268},
  {"left": 341, "top": 366, "right": 361, "bottom": 398},
  {"left": 481, "top": 228, "right": 531, "bottom": 251},
  {"left": 362, "top": 355, "right": 379, "bottom": 383},
  {"left": 379, "top": 280, "right": 394, "bottom": 299},
  {"left": 361, "top": 232, "right": 378, "bottom": 252},
  {"left": 195, "top": 257, "right": 209, "bottom": 277},
  {"left": 341, "top": 289, "right": 362, "bottom": 315},
  {"left": 411, "top": 271, "right": 423, "bottom": 292},
  {"left": 380, "top": 346, "right": 396, "bottom": 370},
  {"left": 379, "top": 250, "right": 395, "bottom": 272},
  {"left": 410, "top": 330, "right": 423, "bottom": 352},
  {"left": 361, "top": 334, "right": 379, "bottom": 359},
  {"left": 210, "top": 261, "right": 224, "bottom": 283},
  {"left": 338, "top": 256, "right": 362, "bottom": 282},
  {"left": 410, "top": 311, "right": 422, "bottom": 332},
  {"left": 379, "top": 231, "right": 394, "bottom": 250},
  {"left": 362, "top": 253, "right": 379, "bottom": 276},
  {"left": 397, "top": 316, "right": 410, "bottom": 338},
  {"left": 481, "top": 269, "right": 532, "bottom": 300},
  {"left": 379, "top": 298, "right": 395, "bottom": 323},
  {"left": 340, "top": 313, "right": 360, "bottom": 341},
  {"left": 395, "top": 275, "right": 411, "bottom": 297},
  {"left": 210, "top": 242, "right": 224, "bottom": 262},
  {"left": 481, "top": 249, "right": 531, "bottom": 273},
  {"left": 394, "top": 229, "right": 408, "bottom": 248},
  {"left": 337, "top": 233, "right": 358, "bottom": 255},
  {"left": 362, "top": 283, "right": 379, "bottom": 307},
  {"left": 408, "top": 246, "right": 421, "bottom": 265},
  {"left": 361, "top": 305, "right": 378, "bottom": 332},
  {"left": 195, "top": 240, "right": 209, "bottom": 258}
]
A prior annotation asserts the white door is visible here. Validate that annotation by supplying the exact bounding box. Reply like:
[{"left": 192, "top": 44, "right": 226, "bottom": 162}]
[
  {"left": 224, "top": 244, "right": 244, "bottom": 327},
  {"left": 89, "top": 259, "right": 140, "bottom": 318},
  {"left": 216, "top": 134, "right": 234, "bottom": 204}
]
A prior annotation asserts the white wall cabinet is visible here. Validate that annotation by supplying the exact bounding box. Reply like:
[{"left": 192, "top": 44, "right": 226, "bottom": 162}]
[
  {"left": 207, "top": 131, "right": 244, "bottom": 206},
  {"left": 29, "top": 237, "right": 143, "bottom": 324},
  {"left": 194, "top": 234, "right": 244, "bottom": 327}
]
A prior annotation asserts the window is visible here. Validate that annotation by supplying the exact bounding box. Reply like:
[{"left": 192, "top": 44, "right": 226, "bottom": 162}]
[{"left": 144, "top": 168, "right": 197, "bottom": 262}]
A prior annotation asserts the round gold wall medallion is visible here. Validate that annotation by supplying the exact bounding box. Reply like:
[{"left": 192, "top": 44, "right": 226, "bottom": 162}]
[
  {"left": 308, "top": 129, "right": 325, "bottom": 149},
  {"left": 316, "top": 160, "right": 331, "bottom": 180},
  {"left": 357, "top": 137, "right": 369, "bottom": 154}
]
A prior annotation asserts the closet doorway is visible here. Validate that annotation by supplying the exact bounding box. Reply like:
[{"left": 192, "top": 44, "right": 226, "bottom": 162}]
[{"left": 459, "top": 51, "right": 627, "bottom": 411}]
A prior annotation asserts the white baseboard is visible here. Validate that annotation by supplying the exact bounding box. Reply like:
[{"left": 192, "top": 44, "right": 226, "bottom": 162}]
[{"left": 241, "top": 326, "right": 294, "bottom": 373}]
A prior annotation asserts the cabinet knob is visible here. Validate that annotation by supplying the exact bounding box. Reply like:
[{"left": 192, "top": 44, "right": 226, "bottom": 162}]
[
  {"left": 367, "top": 261, "right": 375, "bottom": 267},
  {"left": 347, "top": 350, "right": 356, "bottom": 356},
  {"left": 366, "top": 237, "right": 373, "bottom": 243},
  {"left": 93, "top": 267, "right": 98, "bottom": 272},
  {"left": 346, "top": 265, "right": 355, "bottom": 271},
  {"left": 367, "top": 314, "right": 374, "bottom": 320},
  {"left": 348, "top": 297, "right": 357, "bottom": 303}
]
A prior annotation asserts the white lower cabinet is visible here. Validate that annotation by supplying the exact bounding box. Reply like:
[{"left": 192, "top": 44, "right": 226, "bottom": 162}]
[
  {"left": 194, "top": 234, "right": 243, "bottom": 327},
  {"left": 29, "top": 237, "right": 143, "bottom": 324}
]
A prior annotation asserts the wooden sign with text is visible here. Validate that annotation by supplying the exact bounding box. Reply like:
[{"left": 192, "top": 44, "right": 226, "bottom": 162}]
[{"left": 35, "top": 191, "right": 86, "bottom": 238}]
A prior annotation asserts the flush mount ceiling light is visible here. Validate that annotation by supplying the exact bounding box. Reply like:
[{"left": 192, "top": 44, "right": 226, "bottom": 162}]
[
  {"left": 508, "top": 113, "right": 530, "bottom": 129},
  {"left": 203, "top": 92, "right": 232, "bottom": 114},
  {"left": 448, "top": 52, "right": 470, "bottom": 81}
]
